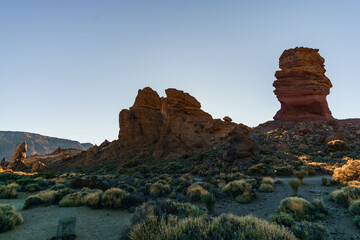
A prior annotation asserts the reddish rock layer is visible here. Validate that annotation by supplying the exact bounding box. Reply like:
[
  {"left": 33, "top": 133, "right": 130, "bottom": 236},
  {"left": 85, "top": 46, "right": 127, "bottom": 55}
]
[
  {"left": 273, "top": 47, "right": 333, "bottom": 121},
  {"left": 119, "top": 87, "right": 245, "bottom": 159}
]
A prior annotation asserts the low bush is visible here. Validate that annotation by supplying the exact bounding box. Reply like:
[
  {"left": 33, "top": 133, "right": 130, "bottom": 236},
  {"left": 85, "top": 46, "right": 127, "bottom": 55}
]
[
  {"left": 235, "top": 191, "right": 254, "bottom": 204},
  {"left": 268, "top": 212, "right": 295, "bottom": 227},
  {"left": 149, "top": 182, "right": 170, "bottom": 197},
  {"left": 290, "top": 222, "right": 329, "bottom": 240},
  {"left": 288, "top": 179, "right": 301, "bottom": 196},
  {"left": 222, "top": 180, "right": 252, "bottom": 196},
  {"left": 23, "top": 196, "right": 43, "bottom": 209},
  {"left": 23, "top": 188, "right": 73, "bottom": 209},
  {"left": 350, "top": 199, "right": 360, "bottom": 215},
  {"left": 277, "top": 197, "right": 314, "bottom": 221},
  {"left": 187, "top": 185, "right": 208, "bottom": 201},
  {"left": 258, "top": 183, "right": 274, "bottom": 192},
  {"left": 333, "top": 160, "right": 360, "bottom": 184},
  {"left": 312, "top": 198, "right": 328, "bottom": 218},
  {"left": 129, "top": 213, "right": 296, "bottom": 240},
  {"left": 0, "top": 185, "right": 17, "bottom": 199},
  {"left": 102, "top": 188, "right": 126, "bottom": 208},
  {"left": 262, "top": 177, "right": 274, "bottom": 185},
  {"left": 131, "top": 200, "right": 206, "bottom": 227},
  {"left": 59, "top": 192, "right": 84, "bottom": 207},
  {"left": 0, "top": 204, "right": 24, "bottom": 233},
  {"left": 201, "top": 193, "right": 216, "bottom": 212},
  {"left": 25, "top": 183, "right": 41, "bottom": 192},
  {"left": 83, "top": 191, "right": 102, "bottom": 208},
  {"left": 329, "top": 186, "right": 360, "bottom": 206}
]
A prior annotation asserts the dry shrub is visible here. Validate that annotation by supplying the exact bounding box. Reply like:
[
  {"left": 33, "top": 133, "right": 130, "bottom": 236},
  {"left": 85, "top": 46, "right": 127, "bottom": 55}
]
[
  {"left": 262, "top": 177, "right": 274, "bottom": 186},
  {"left": 83, "top": 191, "right": 102, "bottom": 208},
  {"left": 329, "top": 186, "right": 360, "bottom": 206},
  {"left": 277, "top": 197, "right": 314, "bottom": 221},
  {"left": 222, "top": 180, "right": 251, "bottom": 196},
  {"left": 0, "top": 204, "right": 24, "bottom": 233},
  {"left": 235, "top": 191, "right": 254, "bottom": 204},
  {"left": 102, "top": 187, "right": 126, "bottom": 208},
  {"left": 258, "top": 183, "right": 274, "bottom": 192},
  {"left": 149, "top": 182, "right": 170, "bottom": 197},
  {"left": 129, "top": 213, "right": 296, "bottom": 240},
  {"left": 288, "top": 179, "right": 301, "bottom": 196},
  {"left": 59, "top": 192, "right": 84, "bottom": 207},
  {"left": 0, "top": 185, "right": 17, "bottom": 199},
  {"left": 349, "top": 199, "right": 360, "bottom": 215},
  {"left": 333, "top": 160, "right": 360, "bottom": 184},
  {"left": 187, "top": 185, "right": 208, "bottom": 201}
]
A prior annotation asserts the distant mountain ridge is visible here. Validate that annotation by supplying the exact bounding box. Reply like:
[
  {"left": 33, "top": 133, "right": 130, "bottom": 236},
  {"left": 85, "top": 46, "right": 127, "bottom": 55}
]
[{"left": 0, "top": 131, "right": 93, "bottom": 161}]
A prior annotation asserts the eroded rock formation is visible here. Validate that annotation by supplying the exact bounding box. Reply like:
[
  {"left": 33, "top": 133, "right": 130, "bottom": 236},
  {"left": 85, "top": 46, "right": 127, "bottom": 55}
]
[
  {"left": 119, "top": 87, "right": 248, "bottom": 159},
  {"left": 273, "top": 47, "right": 333, "bottom": 121},
  {"left": 8, "top": 141, "right": 27, "bottom": 171}
]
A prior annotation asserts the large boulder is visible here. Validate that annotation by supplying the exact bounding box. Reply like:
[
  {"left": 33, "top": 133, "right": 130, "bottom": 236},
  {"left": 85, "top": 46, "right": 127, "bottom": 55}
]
[{"left": 273, "top": 47, "right": 333, "bottom": 121}]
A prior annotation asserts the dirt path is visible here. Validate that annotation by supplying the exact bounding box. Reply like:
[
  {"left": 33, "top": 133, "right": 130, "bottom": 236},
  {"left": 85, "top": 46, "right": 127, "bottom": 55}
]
[
  {"left": 0, "top": 194, "right": 131, "bottom": 240},
  {"left": 215, "top": 176, "right": 360, "bottom": 239}
]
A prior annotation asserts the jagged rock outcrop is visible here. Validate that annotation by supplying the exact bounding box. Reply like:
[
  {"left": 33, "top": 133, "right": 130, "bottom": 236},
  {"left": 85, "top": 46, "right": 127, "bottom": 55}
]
[
  {"left": 273, "top": 47, "right": 333, "bottom": 121},
  {"left": 118, "top": 87, "right": 246, "bottom": 159},
  {"left": 8, "top": 141, "right": 27, "bottom": 171}
]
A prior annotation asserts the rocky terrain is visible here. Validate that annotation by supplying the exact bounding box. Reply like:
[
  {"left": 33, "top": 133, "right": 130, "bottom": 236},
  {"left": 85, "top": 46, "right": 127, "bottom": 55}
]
[{"left": 0, "top": 131, "right": 92, "bottom": 161}]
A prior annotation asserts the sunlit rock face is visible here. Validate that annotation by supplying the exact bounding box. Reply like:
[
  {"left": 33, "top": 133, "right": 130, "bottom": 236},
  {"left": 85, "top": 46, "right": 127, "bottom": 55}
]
[{"left": 273, "top": 47, "right": 333, "bottom": 121}]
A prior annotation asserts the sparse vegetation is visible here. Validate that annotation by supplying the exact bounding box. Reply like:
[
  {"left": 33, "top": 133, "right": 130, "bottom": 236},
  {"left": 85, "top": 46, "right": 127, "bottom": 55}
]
[
  {"left": 329, "top": 186, "right": 360, "bottom": 206},
  {"left": 288, "top": 179, "right": 301, "bottom": 196},
  {"left": 187, "top": 184, "right": 208, "bottom": 201},
  {"left": 102, "top": 187, "right": 126, "bottom": 208},
  {"left": 0, "top": 204, "right": 24, "bottom": 233},
  {"left": 321, "top": 177, "right": 328, "bottom": 186},
  {"left": 294, "top": 170, "right": 308, "bottom": 184},
  {"left": 0, "top": 185, "right": 17, "bottom": 199},
  {"left": 259, "top": 183, "right": 274, "bottom": 192},
  {"left": 277, "top": 197, "right": 315, "bottom": 222},
  {"left": 129, "top": 212, "right": 296, "bottom": 240},
  {"left": 201, "top": 193, "right": 216, "bottom": 212}
]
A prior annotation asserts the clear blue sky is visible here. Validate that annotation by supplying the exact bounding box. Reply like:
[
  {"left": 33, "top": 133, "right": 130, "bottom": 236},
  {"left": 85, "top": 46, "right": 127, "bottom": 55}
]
[{"left": 1, "top": 1, "right": 360, "bottom": 145}]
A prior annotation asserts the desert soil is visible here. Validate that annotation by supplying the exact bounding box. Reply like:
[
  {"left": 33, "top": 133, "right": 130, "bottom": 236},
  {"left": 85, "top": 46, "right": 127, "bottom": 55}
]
[{"left": 0, "top": 193, "right": 131, "bottom": 240}]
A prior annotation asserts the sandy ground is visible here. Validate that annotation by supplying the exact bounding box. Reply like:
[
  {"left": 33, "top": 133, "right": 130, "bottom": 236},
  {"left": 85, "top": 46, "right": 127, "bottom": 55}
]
[
  {"left": 215, "top": 176, "right": 360, "bottom": 240},
  {"left": 0, "top": 193, "right": 131, "bottom": 240}
]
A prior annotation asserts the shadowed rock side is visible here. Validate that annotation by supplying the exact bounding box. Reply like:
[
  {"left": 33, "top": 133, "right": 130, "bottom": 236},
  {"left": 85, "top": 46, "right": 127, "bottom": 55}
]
[
  {"left": 119, "top": 87, "right": 244, "bottom": 159},
  {"left": 273, "top": 47, "right": 333, "bottom": 121},
  {"left": 67, "top": 87, "right": 254, "bottom": 168},
  {"left": 6, "top": 141, "right": 28, "bottom": 171}
]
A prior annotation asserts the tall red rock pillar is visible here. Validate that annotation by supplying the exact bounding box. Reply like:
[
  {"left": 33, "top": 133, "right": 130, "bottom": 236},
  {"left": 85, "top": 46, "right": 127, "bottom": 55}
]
[{"left": 273, "top": 47, "right": 333, "bottom": 121}]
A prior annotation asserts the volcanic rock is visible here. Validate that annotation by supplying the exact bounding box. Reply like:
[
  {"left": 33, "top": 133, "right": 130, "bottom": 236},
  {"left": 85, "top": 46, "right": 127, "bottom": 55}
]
[
  {"left": 10, "top": 141, "right": 27, "bottom": 163},
  {"left": 8, "top": 141, "right": 28, "bottom": 171},
  {"left": 273, "top": 47, "right": 333, "bottom": 121},
  {"left": 118, "top": 87, "right": 246, "bottom": 159}
]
